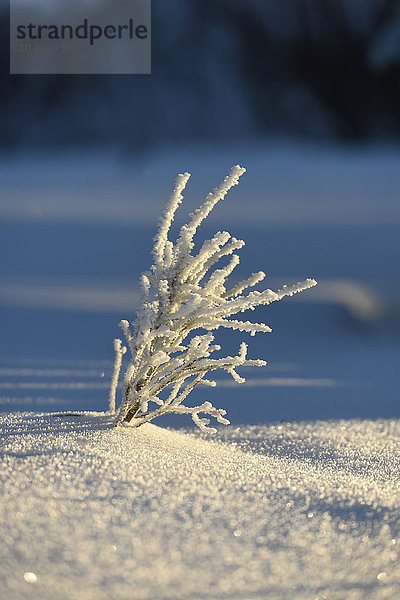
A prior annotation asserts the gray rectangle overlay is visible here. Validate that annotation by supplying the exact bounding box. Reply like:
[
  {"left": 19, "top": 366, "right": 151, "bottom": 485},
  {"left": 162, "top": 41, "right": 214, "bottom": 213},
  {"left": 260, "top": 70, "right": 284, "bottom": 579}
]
[{"left": 10, "top": 0, "right": 151, "bottom": 74}]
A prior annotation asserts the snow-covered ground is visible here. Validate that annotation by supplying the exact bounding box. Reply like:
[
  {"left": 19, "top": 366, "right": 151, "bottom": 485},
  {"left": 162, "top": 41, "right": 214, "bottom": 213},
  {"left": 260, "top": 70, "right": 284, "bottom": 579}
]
[
  {"left": 1, "top": 411, "right": 400, "bottom": 599},
  {"left": 1, "top": 142, "right": 399, "bottom": 597}
]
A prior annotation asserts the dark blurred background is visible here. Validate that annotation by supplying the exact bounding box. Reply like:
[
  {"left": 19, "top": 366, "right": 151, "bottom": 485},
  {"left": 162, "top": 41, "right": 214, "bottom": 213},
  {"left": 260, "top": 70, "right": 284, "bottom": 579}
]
[
  {"left": 2, "top": 0, "right": 400, "bottom": 149},
  {"left": 1, "top": 0, "right": 400, "bottom": 425}
]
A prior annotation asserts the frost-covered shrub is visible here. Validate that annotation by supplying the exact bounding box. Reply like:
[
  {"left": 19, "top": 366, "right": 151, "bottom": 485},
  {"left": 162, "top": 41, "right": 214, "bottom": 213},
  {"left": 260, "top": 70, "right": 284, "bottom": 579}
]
[{"left": 110, "top": 166, "right": 316, "bottom": 431}]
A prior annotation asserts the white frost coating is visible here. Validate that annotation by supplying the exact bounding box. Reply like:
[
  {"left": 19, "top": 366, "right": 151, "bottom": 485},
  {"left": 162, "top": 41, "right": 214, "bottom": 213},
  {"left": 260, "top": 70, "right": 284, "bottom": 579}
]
[
  {"left": 153, "top": 172, "right": 191, "bottom": 279},
  {"left": 112, "top": 166, "right": 317, "bottom": 429},
  {"left": 108, "top": 339, "right": 126, "bottom": 413},
  {"left": 224, "top": 270, "right": 266, "bottom": 298},
  {"left": 173, "top": 165, "right": 246, "bottom": 269}
]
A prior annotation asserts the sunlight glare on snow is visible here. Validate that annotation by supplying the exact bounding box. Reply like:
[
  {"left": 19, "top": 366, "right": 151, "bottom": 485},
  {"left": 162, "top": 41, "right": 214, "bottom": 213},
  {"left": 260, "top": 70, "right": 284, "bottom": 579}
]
[{"left": 1, "top": 413, "right": 400, "bottom": 600}]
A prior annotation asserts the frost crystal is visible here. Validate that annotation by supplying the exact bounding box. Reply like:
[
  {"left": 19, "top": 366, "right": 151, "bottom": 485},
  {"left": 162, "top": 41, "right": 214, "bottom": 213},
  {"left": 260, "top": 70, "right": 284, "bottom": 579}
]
[{"left": 111, "top": 166, "right": 317, "bottom": 431}]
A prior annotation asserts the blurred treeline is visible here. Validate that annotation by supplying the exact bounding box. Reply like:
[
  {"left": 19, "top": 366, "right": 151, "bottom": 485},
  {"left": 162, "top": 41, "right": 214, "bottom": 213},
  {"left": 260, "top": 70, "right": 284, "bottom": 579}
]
[{"left": 2, "top": 0, "right": 400, "bottom": 149}]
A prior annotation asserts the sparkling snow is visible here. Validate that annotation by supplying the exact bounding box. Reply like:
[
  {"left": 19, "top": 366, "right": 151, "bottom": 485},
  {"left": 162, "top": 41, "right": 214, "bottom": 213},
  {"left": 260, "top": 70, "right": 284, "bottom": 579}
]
[
  {"left": 1, "top": 412, "right": 399, "bottom": 599},
  {"left": 1, "top": 143, "right": 400, "bottom": 598}
]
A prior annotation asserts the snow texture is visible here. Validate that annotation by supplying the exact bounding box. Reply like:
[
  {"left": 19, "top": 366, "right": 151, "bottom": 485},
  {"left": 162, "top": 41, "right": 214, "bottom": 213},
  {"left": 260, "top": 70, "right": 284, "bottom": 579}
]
[
  {"left": 1, "top": 411, "right": 400, "bottom": 600},
  {"left": 113, "top": 166, "right": 316, "bottom": 429}
]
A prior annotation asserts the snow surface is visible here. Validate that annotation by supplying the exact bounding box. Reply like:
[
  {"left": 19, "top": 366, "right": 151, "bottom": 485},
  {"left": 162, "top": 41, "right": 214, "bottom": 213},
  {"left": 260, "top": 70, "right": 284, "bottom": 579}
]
[
  {"left": 1, "top": 143, "right": 399, "bottom": 597},
  {"left": 1, "top": 411, "right": 400, "bottom": 599}
]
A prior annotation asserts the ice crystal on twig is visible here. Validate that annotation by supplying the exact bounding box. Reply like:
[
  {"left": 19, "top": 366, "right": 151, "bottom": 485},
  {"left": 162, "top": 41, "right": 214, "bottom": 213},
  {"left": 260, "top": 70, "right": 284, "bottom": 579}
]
[
  {"left": 111, "top": 166, "right": 317, "bottom": 431},
  {"left": 109, "top": 339, "right": 126, "bottom": 414}
]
